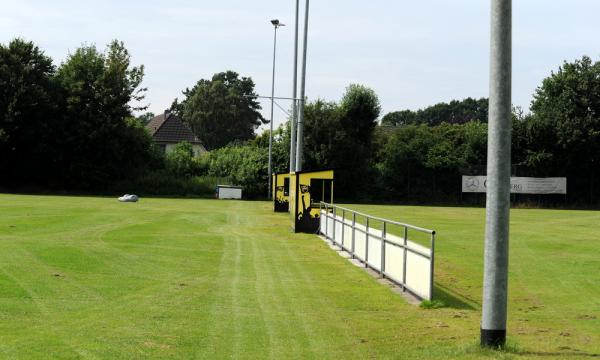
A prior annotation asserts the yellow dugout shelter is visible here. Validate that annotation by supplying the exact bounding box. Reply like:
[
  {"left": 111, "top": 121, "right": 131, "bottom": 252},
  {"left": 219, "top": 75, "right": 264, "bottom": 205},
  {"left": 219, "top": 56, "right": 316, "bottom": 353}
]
[
  {"left": 272, "top": 172, "right": 291, "bottom": 212},
  {"left": 289, "top": 169, "right": 334, "bottom": 233}
]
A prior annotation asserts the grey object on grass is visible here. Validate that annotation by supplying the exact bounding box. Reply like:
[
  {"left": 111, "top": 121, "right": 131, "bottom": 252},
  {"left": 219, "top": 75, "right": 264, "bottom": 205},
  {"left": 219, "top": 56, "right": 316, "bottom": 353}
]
[{"left": 118, "top": 194, "right": 139, "bottom": 202}]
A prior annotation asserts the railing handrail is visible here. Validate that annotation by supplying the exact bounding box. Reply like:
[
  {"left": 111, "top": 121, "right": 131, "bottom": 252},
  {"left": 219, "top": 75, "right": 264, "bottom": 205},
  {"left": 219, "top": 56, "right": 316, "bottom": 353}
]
[
  {"left": 329, "top": 218, "right": 431, "bottom": 258},
  {"left": 319, "top": 202, "right": 435, "bottom": 235}
]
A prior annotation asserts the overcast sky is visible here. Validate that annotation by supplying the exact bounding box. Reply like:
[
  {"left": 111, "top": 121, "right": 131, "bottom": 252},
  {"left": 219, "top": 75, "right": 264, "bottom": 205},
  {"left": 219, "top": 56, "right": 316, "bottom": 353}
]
[{"left": 2, "top": 0, "right": 600, "bottom": 130}]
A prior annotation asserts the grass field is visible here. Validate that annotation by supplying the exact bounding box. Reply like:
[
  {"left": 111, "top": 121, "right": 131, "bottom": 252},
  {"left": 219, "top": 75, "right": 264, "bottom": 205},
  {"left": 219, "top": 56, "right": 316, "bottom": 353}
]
[{"left": 0, "top": 194, "right": 599, "bottom": 359}]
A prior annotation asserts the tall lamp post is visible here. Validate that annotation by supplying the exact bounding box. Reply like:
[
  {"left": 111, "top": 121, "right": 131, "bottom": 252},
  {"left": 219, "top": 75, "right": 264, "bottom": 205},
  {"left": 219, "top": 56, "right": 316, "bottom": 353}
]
[
  {"left": 267, "top": 19, "right": 285, "bottom": 199},
  {"left": 295, "top": 0, "right": 309, "bottom": 172},
  {"left": 289, "top": 0, "right": 300, "bottom": 173}
]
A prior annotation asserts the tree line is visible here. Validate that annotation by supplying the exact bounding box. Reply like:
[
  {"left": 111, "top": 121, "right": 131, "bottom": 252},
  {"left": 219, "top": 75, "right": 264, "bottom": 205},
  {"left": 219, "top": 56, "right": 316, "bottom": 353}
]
[
  {"left": 0, "top": 39, "right": 267, "bottom": 195},
  {"left": 381, "top": 97, "right": 489, "bottom": 126},
  {"left": 3, "top": 37, "right": 600, "bottom": 204},
  {"left": 254, "top": 56, "right": 600, "bottom": 205}
]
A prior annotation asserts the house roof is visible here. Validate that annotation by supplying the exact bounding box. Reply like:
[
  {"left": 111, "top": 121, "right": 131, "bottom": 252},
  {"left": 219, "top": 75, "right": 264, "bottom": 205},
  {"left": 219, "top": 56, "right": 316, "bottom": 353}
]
[{"left": 146, "top": 113, "right": 203, "bottom": 145}]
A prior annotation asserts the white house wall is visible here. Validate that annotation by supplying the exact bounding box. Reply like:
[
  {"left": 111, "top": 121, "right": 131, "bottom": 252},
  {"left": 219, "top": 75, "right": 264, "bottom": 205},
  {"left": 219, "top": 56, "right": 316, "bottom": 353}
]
[{"left": 165, "top": 143, "right": 207, "bottom": 157}]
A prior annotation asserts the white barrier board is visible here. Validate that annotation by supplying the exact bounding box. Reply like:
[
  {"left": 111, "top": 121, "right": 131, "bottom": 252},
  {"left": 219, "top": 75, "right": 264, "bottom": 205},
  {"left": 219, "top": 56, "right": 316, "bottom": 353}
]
[{"left": 320, "top": 210, "right": 433, "bottom": 300}]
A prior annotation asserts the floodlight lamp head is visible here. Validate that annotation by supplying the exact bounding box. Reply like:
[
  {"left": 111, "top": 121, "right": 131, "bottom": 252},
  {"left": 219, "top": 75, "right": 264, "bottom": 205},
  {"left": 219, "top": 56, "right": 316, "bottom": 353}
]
[{"left": 271, "top": 19, "right": 285, "bottom": 27}]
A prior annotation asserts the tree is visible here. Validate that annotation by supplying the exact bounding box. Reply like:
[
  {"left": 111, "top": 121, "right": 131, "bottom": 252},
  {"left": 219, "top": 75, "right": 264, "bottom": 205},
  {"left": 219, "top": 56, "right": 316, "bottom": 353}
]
[
  {"left": 169, "top": 98, "right": 184, "bottom": 117},
  {"left": 55, "top": 40, "right": 152, "bottom": 188},
  {"left": 336, "top": 84, "right": 381, "bottom": 196},
  {"left": 528, "top": 56, "right": 600, "bottom": 202},
  {"left": 340, "top": 84, "right": 381, "bottom": 140},
  {"left": 136, "top": 112, "right": 155, "bottom": 125},
  {"left": 0, "top": 38, "right": 59, "bottom": 185},
  {"left": 179, "top": 71, "right": 265, "bottom": 150},
  {"left": 302, "top": 99, "right": 343, "bottom": 170},
  {"left": 302, "top": 84, "right": 381, "bottom": 198},
  {"left": 381, "top": 97, "right": 488, "bottom": 126},
  {"left": 381, "top": 110, "right": 417, "bottom": 126},
  {"left": 253, "top": 123, "right": 290, "bottom": 174}
]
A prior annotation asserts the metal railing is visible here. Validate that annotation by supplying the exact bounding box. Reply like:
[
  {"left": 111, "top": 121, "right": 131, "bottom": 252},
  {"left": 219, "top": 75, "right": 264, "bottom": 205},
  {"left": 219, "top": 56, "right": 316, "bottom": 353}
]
[{"left": 319, "top": 202, "right": 436, "bottom": 301}]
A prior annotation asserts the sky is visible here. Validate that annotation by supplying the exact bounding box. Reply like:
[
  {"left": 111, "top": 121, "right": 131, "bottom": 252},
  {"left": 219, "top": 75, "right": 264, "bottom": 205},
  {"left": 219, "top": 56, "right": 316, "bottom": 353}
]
[{"left": 2, "top": 0, "right": 600, "bottom": 130}]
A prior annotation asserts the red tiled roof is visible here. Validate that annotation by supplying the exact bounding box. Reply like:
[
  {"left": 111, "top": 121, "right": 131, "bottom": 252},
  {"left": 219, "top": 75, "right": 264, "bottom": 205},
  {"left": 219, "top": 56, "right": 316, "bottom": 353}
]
[{"left": 146, "top": 113, "right": 203, "bottom": 145}]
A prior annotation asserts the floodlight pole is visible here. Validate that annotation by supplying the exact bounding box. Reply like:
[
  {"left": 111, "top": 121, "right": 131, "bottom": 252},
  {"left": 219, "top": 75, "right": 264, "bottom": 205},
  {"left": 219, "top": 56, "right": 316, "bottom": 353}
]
[
  {"left": 481, "top": 0, "right": 512, "bottom": 348},
  {"left": 268, "top": 20, "right": 284, "bottom": 199},
  {"left": 290, "top": 0, "right": 299, "bottom": 173},
  {"left": 295, "top": 0, "right": 309, "bottom": 172}
]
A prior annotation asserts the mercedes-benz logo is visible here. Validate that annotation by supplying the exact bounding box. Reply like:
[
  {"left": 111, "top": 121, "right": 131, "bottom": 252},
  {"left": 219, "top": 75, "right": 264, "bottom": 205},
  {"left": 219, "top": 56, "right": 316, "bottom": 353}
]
[{"left": 465, "top": 177, "right": 479, "bottom": 189}]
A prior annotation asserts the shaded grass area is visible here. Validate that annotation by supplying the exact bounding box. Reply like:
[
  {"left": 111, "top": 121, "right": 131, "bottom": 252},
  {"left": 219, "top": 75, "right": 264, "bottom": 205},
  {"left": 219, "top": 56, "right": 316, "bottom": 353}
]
[
  {"left": 345, "top": 203, "right": 600, "bottom": 358},
  {"left": 0, "top": 194, "right": 598, "bottom": 359}
]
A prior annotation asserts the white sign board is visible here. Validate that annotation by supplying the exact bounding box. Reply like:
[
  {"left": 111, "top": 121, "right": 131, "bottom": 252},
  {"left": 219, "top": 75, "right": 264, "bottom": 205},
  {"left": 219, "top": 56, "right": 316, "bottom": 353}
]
[
  {"left": 216, "top": 185, "right": 243, "bottom": 199},
  {"left": 462, "top": 176, "right": 567, "bottom": 194}
]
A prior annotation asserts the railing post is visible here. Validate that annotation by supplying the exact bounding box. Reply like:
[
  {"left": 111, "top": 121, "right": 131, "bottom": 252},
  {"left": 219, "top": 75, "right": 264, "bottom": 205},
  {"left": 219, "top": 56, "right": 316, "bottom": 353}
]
[
  {"left": 351, "top": 212, "right": 356, "bottom": 259},
  {"left": 319, "top": 202, "right": 323, "bottom": 234},
  {"left": 332, "top": 207, "right": 336, "bottom": 245},
  {"left": 429, "top": 232, "right": 436, "bottom": 301},
  {"left": 324, "top": 203, "right": 329, "bottom": 239},
  {"left": 341, "top": 209, "right": 345, "bottom": 248},
  {"left": 402, "top": 226, "right": 408, "bottom": 291},
  {"left": 380, "top": 221, "right": 386, "bottom": 278},
  {"left": 365, "top": 217, "right": 370, "bottom": 268}
]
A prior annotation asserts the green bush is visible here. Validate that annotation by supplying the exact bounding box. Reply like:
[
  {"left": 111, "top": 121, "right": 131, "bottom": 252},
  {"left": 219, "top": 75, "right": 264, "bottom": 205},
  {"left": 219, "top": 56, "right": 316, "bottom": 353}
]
[
  {"left": 112, "top": 171, "right": 223, "bottom": 197},
  {"left": 165, "top": 142, "right": 206, "bottom": 177},
  {"left": 207, "top": 144, "right": 268, "bottom": 197},
  {"left": 375, "top": 122, "right": 487, "bottom": 201},
  {"left": 110, "top": 142, "right": 216, "bottom": 198}
]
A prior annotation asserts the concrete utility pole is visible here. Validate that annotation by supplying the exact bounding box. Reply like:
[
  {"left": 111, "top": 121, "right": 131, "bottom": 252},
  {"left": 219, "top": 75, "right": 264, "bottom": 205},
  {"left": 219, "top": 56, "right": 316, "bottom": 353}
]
[
  {"left": 295, "top": 0, "right": 309, "bottom": 172},
  {"left": 267, "top": 19, "right": 284, "bottom": 199},
  {"left": 481, "top": 0, "right": 512, "bottom": 348},
  {"left": 289, "top": 0, "right": 299, "bottom": 173}
]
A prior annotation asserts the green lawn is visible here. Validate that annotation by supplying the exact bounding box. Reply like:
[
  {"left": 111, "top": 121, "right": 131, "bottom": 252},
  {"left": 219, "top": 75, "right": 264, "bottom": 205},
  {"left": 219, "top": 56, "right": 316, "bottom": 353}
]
[{"left": 0, "top": 194, "right": 598, "bottom": 359}]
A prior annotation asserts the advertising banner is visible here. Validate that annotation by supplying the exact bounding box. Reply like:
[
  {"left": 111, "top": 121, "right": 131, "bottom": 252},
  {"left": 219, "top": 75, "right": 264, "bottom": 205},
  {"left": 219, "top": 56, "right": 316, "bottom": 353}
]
[{"left": 462, "top": 176, "right": 567, "bottom": 194}]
